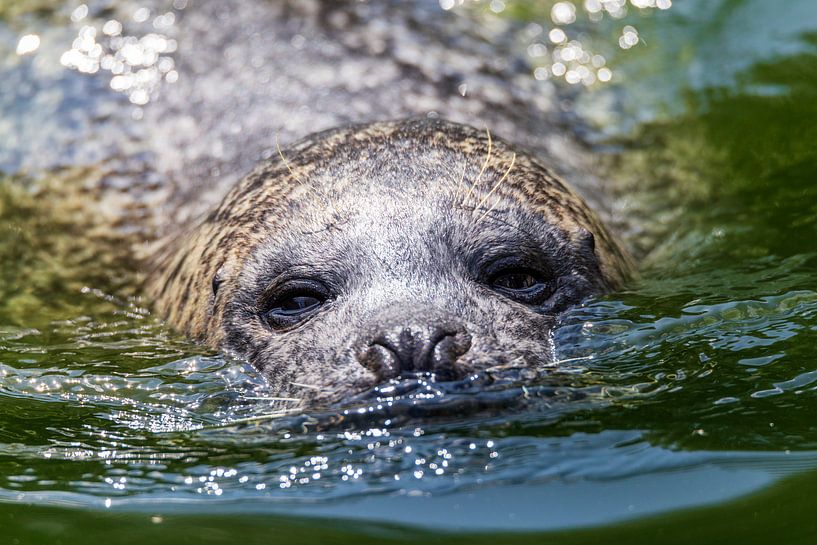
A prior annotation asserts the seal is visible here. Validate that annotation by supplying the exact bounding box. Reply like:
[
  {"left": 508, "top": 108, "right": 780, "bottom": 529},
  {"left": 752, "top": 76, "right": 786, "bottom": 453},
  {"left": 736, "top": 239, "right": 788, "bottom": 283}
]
[
  {"left": 145, "top": 118, "right": 633, "bottom": 407},
  {"left": 0, "top": 0, "right": 640, "bottom": 408}
]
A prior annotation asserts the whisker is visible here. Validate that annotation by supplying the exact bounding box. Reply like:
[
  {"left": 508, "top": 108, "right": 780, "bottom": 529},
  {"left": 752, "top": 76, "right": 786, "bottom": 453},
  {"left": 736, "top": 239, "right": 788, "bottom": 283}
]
[
  {"left": 276, "top": 131, "right": 338, "bottom": 216},
  {"left": 275, "top": 132, "right": 305, "bottom": 185},
  {"left": 475, "top": 152, "right": 516, "bottom": 223},
  {"left": 476, "top": 196, "right": 503, "bottom": 224},
  {"left": 243, "top": 396, "right": 303, "bottom": 402},
  {"left": 452, "top": 159, "right": 468, "bottom": 209},
  {"left": 224, "top": 410, "right": 302, "bottom": 424},
  {"left": 289, "top": 381, "right": 321, "bottom": 390},
  {"left": 549, "top": 355, "right": 594, "bottom": 366},
  {"left": 462, "top": 126, "right": 492, "bottom": 207}
]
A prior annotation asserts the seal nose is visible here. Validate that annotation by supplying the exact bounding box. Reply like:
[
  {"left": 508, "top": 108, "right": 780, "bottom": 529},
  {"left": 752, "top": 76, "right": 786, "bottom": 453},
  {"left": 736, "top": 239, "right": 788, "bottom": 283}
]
[{"left": 357, "top": 321, "right": 472, "bottom": 381}]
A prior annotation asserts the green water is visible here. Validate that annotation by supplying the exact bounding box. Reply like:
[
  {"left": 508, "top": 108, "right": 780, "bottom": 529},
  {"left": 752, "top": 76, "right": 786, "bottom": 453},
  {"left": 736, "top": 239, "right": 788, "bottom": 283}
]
[{"left": 2, "top": 1, "right": 817, "bottom": 543}]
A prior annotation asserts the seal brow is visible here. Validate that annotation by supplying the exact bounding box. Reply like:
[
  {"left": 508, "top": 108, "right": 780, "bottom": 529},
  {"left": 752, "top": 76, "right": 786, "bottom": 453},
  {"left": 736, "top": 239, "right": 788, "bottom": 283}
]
[
  {"left": 475, "top": 152, "right": 516, "bottom": 223},
  {"left": 462, "top": 126, "right": 492, "bottom": 207}
]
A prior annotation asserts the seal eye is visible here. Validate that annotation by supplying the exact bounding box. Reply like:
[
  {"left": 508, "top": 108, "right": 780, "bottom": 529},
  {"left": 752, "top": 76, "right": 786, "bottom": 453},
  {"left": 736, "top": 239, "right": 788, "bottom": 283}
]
[
  {"left": 277, "top": 295, "right": 321, "bottom": 314},
  {"left": 493, "top": 272, "right": 539, "bottom": 291},
  {"left": 489, "top": 268, "right": 554, "bottom": 305},
  {"left": 260, "top": 280, "right": 329, "bottom": 329}
]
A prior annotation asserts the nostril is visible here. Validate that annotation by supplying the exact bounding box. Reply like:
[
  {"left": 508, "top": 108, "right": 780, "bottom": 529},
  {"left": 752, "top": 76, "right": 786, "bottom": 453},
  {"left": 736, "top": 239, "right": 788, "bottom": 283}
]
[
  {"left": 356, "top": 324, "right": 472, "bottom": 381},
  {"left": 358, "top": 341, "right": 401, "bottom": 381},
  {"left": 427, "top": 328, "right": 471, "bottom": 380}
]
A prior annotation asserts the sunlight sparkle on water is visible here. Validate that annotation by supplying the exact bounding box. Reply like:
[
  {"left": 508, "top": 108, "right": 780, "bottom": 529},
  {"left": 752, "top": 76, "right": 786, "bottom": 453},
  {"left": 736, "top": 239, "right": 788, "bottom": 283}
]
[
  {"left": 551, "top": 2, "right": 577, "bottom": 25},
  {"left": 444, "top": 0, "right": 672, "bottom": 86},
  {"left": 619, "top": 25, "right": 640, "bottom": 49},
  {"left": 15, "top": 34, "right": 40, "bottom": 55},
  {"left": 60, "top": 6, "right": 180, "bottom": 105}
]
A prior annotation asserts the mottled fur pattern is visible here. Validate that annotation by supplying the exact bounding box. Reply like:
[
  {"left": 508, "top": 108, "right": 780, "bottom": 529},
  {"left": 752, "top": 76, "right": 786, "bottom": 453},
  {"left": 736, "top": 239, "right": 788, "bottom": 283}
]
[{"left": 145, "top": 118, "right": 634, "bottom": 407}]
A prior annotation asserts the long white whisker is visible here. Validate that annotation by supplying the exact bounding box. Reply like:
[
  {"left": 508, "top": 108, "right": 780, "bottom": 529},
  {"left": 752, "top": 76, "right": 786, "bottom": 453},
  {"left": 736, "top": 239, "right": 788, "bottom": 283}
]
[
  {"left": 275, "top": 132, "right": 304, "bottom": 185},
  {"left": 475, "top": 152, "right": 516, "bottom": 222},
  {"left": 276, "top": 132, "right": 339, "bottom": 216},
  {"left": 452, "top": 159, "right": 468, "bottom": 208},
  {"left": 462, "top": 127, "right": 492, "bottom": 207}
]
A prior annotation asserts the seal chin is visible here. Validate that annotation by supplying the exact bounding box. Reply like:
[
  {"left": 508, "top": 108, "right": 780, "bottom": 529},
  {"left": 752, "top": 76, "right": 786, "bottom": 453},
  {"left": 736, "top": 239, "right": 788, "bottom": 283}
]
[
  {"left": 325, "top": 334, "right": 553, "bottom": 407},
  {"left": 316, "top": 341, "right": 556, "bottom": 413}
]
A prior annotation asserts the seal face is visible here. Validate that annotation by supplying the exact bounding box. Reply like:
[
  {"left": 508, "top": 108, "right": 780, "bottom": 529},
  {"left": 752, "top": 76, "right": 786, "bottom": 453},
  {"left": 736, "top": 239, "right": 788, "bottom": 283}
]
[{"left": 146, "top": 118, "right": 633, "bottom": 406}]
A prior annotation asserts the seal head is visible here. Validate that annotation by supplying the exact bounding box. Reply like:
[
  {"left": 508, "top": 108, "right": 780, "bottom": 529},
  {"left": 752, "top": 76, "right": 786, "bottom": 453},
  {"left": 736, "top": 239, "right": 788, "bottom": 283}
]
[{"left": 146, "top": 118, "right": 633, "bottom": 406}]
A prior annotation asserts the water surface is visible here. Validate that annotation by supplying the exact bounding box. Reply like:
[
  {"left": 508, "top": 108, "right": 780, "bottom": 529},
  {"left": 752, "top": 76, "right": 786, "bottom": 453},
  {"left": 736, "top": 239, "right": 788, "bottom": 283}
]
[{"left": 2, "top": 0, "right": 817, "bottom": 543}]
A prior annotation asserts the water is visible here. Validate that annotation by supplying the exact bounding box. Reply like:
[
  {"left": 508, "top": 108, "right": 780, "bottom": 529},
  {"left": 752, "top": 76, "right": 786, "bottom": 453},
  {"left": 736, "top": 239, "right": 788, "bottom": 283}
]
[{"left": 2, "top": 1, "right": 817, "bottom": 543}]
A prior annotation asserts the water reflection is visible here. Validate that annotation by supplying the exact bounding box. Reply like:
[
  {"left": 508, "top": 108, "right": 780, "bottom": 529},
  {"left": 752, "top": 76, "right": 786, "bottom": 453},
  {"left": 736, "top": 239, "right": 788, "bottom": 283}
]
[
  {"left": 15, "top": 34, "right": 40, "bottom": 55},
  {"left": 60, "top": 4, "right": 179, "bottom": 105},
  {"left": 445, "top": 0, "right": 672, "bottom": 86},
  {"left": 1, "top": 267, "right": 816, "bottom": 514}
]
